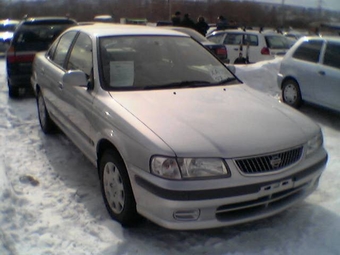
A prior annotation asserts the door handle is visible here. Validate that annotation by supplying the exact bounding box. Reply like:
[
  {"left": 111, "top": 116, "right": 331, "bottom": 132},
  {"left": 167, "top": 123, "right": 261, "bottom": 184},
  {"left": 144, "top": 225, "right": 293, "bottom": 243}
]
[
  {"left": 58, "top": 82, "right": 63, "bottom": 89},
  {"left": 318, "top": 71, "right": 326, "bottom": 76}
]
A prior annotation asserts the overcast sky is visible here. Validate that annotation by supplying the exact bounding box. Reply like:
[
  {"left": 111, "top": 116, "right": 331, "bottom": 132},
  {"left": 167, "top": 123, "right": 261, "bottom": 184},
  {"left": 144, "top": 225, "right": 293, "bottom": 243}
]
[{"left": 252, "top": 0, "right": 340, "bottom": 11}]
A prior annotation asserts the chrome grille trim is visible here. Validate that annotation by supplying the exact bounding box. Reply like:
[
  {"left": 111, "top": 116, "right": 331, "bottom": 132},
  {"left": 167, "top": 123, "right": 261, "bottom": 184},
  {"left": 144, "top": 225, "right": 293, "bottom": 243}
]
[{"left": 234, "top": 147, "right": 303, "bottom": 174}]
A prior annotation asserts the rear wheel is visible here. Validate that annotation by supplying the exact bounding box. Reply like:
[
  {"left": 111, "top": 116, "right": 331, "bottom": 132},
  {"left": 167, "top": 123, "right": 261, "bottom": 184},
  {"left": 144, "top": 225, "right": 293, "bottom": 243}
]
[
  {"left": 99, "top": 150, "right": 140, "bottom": 227},
  {"left": 282, "top": 79, "right": 302, "bottom": 108},
  {"left": 37, "top": 90, "right": 57, "bottom": 134}
]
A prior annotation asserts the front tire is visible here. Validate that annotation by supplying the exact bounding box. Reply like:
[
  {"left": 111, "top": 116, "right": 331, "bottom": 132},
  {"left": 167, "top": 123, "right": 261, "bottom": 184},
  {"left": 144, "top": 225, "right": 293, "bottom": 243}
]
[
  {"left": 37, "top": 90, "right": 57, "bottom": 134},
  {"left": 282, "top": 79, "right": 302, "bottom": 108},
  {"left": 99, "top": 150, "right": 140, "bottom": 227}
]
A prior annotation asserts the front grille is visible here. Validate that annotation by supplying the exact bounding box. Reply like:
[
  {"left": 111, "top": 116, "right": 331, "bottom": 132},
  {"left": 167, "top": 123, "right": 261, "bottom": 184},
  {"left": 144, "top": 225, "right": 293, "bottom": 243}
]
[
  {"left": 235, "top": 147, "right": 303, "bottom": 174},
  {"left": 216, "top": 180, "right": 316, "bottom": 222}
]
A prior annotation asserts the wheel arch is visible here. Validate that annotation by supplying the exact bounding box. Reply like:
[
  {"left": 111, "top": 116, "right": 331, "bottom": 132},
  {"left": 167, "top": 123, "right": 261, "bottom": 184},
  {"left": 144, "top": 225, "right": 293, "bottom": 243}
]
[
  {"left": 96, "top": 139, "right": 125, "bottom": 178},
  {"left": 281, "top": 76, "right": 299, "bottom": 90}
]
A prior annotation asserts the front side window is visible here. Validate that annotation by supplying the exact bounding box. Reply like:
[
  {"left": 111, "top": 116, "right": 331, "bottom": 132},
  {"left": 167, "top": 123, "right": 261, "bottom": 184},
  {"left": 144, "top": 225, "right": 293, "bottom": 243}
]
[
  {"left": 323, "top": 41, "right": 340, "bottom": 69},
  {"left": 293, "top": 40, "right": 323, "bottom": 63},
  {"left": 67, "top": 33, "right": 93, "bottom": 76},
  {"left": 99, "top": 36, "right": 236, "bottom": 90},
  {"left": 52, "top": 31, "right": 77, "bottom": 67}
]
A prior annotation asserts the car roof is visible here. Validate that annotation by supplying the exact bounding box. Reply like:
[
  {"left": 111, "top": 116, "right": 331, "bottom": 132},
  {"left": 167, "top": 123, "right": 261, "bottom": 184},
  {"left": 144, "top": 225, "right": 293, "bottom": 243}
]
[
  {"left": 209, "top": 29, "right": 285, "bottom": 37},
  {"left": 161, "top": 26, "right": 209, "bottom": 42},
  {"left": 299, "top": 36, "right": 340, "bottom": 42},
  {"left": 69, "top": 24, "right": 190, "bottom": 37},
  {"left": 19, "top": 16, "right": 77, "bottom": 25}
]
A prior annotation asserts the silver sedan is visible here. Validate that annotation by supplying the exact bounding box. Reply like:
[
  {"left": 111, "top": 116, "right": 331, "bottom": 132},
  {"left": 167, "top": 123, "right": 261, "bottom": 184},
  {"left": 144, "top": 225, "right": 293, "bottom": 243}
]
[{"left": 31, "top": 24, "right": 328, "bottom": 230}]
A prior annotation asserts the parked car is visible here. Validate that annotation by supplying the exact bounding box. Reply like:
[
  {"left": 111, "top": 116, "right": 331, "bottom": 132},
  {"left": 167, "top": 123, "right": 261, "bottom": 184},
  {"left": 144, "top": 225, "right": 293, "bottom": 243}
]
[
  {"left": 207, "top": 29, "right": 291, "bottom": 64},
  {"left": 0, "top": 19, "right": 20, "bottom": 55},
  {"left": 278, "top": 36, "right": 340, "bottom": 111},
  {"left": 162, "top": 26, "right": 229, "bottom": 63},
  {"left": 31, "top": 24, "right": 327, "bottom": 230},
  {"left": 6, "top": 16, "right": 77, "bottom": 98}
]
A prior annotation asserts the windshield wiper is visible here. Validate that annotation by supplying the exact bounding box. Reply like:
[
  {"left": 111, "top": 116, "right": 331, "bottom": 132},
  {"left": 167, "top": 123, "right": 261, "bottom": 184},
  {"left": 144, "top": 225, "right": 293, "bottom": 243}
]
[
  {"left": 211, "top": 77, "right": 238, "bottom": 85},
  {"left": 142, "top": 80, "right": 211, "bottom": 90}
]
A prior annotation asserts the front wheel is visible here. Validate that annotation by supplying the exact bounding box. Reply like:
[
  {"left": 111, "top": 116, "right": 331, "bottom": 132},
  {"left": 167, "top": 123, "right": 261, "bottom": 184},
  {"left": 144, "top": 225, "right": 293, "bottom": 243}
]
[
  {"left": 282, "top": 79, "right": 302, "bottom": 108},
  {"left": 99, "top": 150, "right": 140, "bottom": 227}
]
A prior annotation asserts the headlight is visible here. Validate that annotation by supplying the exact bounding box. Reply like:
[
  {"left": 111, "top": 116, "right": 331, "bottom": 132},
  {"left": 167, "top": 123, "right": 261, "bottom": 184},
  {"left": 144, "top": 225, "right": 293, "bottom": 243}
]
[
  {"left": 151, "top": 156, "right": 230, "bottom": 179},
  {"left": 151, "top": 157, "right": 181, "bottom": 179},
  {"left": 306, "top": 132, "right": 323, "bottom": 156}
]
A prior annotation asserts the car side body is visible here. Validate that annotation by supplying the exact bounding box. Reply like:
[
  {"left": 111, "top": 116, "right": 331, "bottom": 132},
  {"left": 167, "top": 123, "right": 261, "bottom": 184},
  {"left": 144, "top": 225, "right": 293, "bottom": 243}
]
[
  {"left": 278, "top": 36, "right": 340, "bottom": 111},
  {"left": 207, "top": 29, "right": 291, "bottom": 64},
  {"left": 31, "top": 24, "right": 327, "bottom": 230}
]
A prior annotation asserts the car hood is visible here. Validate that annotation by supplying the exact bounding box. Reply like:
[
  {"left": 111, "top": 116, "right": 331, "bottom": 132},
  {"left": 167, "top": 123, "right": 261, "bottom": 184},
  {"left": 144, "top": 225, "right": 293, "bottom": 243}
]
[{"left": 110, "top": 85, "right": 318, "bottom": 158}]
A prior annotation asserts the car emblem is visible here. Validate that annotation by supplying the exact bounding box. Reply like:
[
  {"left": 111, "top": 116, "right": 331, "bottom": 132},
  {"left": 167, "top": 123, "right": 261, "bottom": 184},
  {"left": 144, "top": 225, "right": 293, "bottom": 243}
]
[{"left": 270, "top": 155, "right": 282, "bottom": 169}]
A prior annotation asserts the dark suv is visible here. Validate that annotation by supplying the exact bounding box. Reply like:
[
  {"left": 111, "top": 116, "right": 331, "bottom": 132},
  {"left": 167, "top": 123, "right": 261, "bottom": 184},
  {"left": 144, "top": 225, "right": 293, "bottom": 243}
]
[{"left": 6, "top": 16, "right": 77, "bottom": 97}]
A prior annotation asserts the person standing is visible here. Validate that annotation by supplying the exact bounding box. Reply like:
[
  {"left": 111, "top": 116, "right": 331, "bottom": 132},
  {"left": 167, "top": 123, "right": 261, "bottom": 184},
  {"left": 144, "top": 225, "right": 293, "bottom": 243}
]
[
  {"left": 216, "top": 15, "right": 228, "bottom": 30},
  {"left": 181, "top": 13, "right": 196, "bottom": 29},
  {"left": 195, "top": 16, "right": 209, "bottom": 36},
  {"left": 171, "top": 11, "right": 181, "bottom": 26}
]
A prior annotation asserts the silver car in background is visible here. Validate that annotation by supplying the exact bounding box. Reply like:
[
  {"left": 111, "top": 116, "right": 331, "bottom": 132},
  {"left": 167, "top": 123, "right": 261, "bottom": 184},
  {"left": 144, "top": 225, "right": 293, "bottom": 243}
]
[
  {"left": 31, "top": 24, "right": 327, "bottom": 230},
  {"left": 278, "top": 36, "right": 340, "bottom": 111}
]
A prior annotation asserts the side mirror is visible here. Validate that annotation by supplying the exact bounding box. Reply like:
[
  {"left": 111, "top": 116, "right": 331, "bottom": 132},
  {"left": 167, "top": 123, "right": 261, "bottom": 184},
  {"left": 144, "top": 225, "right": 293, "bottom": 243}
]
[{"left": 62, "top": 70, "right": 88, "bottom": 87}]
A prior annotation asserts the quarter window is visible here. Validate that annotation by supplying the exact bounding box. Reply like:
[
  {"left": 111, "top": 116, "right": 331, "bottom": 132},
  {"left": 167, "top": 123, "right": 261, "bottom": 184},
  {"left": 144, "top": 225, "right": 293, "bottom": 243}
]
[
  {"left": 293, "top": 40, "right": 323, "bottom": 63},
  {"left": 323, "top": 42, "right": 340, "bottom": 69},
  {"left": 53, "top": 31, "right": 77, "bottom": 67}
]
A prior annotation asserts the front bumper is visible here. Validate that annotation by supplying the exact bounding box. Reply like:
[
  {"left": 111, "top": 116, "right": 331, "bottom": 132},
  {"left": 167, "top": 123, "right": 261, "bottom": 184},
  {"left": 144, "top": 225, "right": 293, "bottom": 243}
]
[{"left": 130, "top": 149, "right": 327, "bottom": 230}]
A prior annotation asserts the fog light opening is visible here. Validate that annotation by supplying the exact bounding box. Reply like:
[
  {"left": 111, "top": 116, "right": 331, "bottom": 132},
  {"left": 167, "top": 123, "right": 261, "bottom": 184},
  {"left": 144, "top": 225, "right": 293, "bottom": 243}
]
[{"left": 173, "top": 209, "right": 200, "bottom": 221}]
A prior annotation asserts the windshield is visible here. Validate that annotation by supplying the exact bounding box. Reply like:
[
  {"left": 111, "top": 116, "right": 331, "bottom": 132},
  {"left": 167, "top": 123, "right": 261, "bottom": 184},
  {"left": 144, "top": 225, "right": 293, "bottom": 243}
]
[
  {"left": 99, "top": 36, "right": 236, "bottom": 90},
  {"left": 265, "top": 35, "right": 291, "bottom": 49}
]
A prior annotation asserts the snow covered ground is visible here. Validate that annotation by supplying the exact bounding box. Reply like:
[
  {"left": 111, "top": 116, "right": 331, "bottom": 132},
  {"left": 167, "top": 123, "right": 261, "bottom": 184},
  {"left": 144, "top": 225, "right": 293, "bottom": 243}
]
[{"left": 1, "top": 58, "right": 340, "bottom": 255}]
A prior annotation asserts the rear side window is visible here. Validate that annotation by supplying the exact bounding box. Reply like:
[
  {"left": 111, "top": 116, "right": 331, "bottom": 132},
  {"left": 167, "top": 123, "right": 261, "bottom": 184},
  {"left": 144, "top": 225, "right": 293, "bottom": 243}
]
[
  {"left": 323, "top": 41, "right": 340, "bottom": 69},
  {"left": 223, "top": 33, "right": 242, "bottom": 45},
  {"left": 244, "top": 34, "right": 258, "bottom": 46},
  {"left": 293, "top": 40, "right": 323, "bottom": 63},
  {"left": 207, "top": 33, "right": 225, "bottom": 44}
]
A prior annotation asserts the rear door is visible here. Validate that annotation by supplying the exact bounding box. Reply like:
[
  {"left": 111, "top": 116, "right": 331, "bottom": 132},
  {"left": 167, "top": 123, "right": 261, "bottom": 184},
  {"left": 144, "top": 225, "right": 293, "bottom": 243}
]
[
  {"left": 42, "top": 31, "right": 78, "bottom": 124},
  {"left": 290, "top": 39, "right": 324, "bottom": 102},
  {"left": 316, "top": 40, "right": 340, "bottom": 110}
]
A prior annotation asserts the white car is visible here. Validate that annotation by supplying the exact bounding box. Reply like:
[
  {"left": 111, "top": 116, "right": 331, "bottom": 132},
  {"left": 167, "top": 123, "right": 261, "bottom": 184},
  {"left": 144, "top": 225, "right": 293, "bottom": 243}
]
[
  {"left": 31, "top": 24, "right": 327, "bottom": 230},
  {"left": 207, "top": 29, "right": 291, "bottom": 64},
  {"left": 278, "top": 36, "right": 340, "bottom": 111}
]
